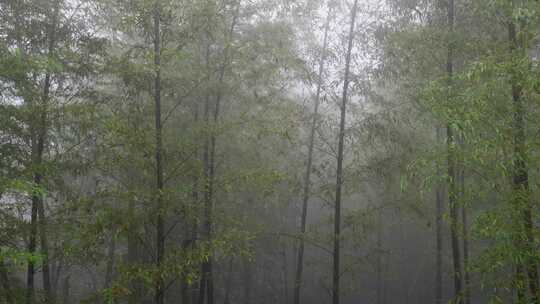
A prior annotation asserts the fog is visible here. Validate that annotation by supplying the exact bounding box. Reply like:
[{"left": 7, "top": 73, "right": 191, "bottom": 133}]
[{"left": 1, "top": 0, "right": 539, "bottom": 303}]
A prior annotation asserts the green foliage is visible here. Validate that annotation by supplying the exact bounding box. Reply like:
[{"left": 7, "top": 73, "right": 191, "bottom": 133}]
[{"left": 0, "top": 248, "right": 43, "bottom": 267}]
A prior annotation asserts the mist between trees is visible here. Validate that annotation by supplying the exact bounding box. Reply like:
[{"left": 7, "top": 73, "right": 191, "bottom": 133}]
[{"left": 0, "top": 0, "right": 539, "bottom": 303}]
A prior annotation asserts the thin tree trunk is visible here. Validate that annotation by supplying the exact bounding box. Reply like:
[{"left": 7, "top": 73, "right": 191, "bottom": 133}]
[
  {"left": 127, "top": 200, "right": 142, "bottom": 304},
  {"left": 293, "top": 5, "right": 331, "bottom": 304},
  {"left": 333, "top": 1, "right": 359, "bottom": 304},
  {"left": 399, "top": 213, "right": 409, "bottom": 304},
  {"left": 104, "top": 233, "right": 116, "bottom": 291},
  {"left": 186, "top": 188, "right": 199, "bottom": 304},
  {"left": 0, "top": 257, "right": 13, "bottom": 303},
  {"left": 376, "top": 207, "right": 383, "bottom": 304},
  {"left": 199, "top": 38, "right": 213, "bottom": 304},
  {"left": 508, "top": 20, "right": 540, "bottom": 304},
  {"left": 459, "top": 136, "right": 471, "bottom": 304},
  {"left": 153, "top": 1, "right": 165, "bottom": 303},
  {"left": 62, "top": 275, "right": 70, "bottom": 304},
  {"left": 435, "top": 126, "right": 444, "bottom": 304},
  {"left": 24, "top": 3, "right": 50, "bottom": 303},
  {"left": 198, "top": 270, "right": 207, "bottom": 304},
  {"left": 26, "top": 192, "right": 38, "bottom": 304},
  {"left": 27, "top": 2, "right": 60, "bottom": 302},
  {"left": 243, "top": 260, "right": 252, "bottom": 304},
  {"left": 38, "top": 198, "right": 52, "bottom": 302},
  {"left": 445, "top": 0, "right": 462, "bottom": 302},
  {"left": 180, "top": 239, "right": 190, "bottom": 304},
  {"left": 223, "top": 257, "right": 234, "bottom": 304},
  {"left": 201, "top": 5, "right": 240, "bottom": 303},
  {"left": 461, "top": 194, "right": 470, "bottom": 304},
  {"left": 205, "top": 259, "right": 223, "bottom": 304},
  {"left": 52, "top": 253, "right": 63, "bottom": 296},
  {"left": 282, "top": 249, "right": 289, "bottom": 303},
  {"left": 184, "top": 100, "right": 201, "bottom": 304}
]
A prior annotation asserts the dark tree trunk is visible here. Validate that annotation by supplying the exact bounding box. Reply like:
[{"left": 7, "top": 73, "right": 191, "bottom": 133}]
[
  {"left": 51, "top": 253, "right": 64, "bottom": 296},
  {"left": 200, "top": 41, "right": 213, "bottom": 304},
  {"left": 184, "top": 99, "right": 201, "bottom": 304},
  {"left": 181, "top": 237, "right": 193, "bottom": 304},
  {"left": 62, "top": 275, "right": 70, "bottom": 304},
  {"left": 38, "top": 197, "right": 52, "bottom": 302},
  {"left": 26, "top": 193, "right": 38, "bottom": 304},
  {"left": 127, "top": 200, "right": 142, "bottom": 304},
  {"left": 293, "top": 5, "right": 331, "bottom": 304},
  {"left": 243, "top": 260, "right": 252, "bottom": 304},
  {"left": 461, "top": 195, "right": 471, "bottom": 304},
  {"left": 376, "top": 207, "right": 383, "bottom": 304},
  {"left": 198, "top": 269, "right": 207, "bottom": 304},
  {"left": 0, "top": 257, "right": 13, "bottom": 303},
  {"left": 200, "top": 6, "right": 240, "bottom": 303},
  {"left": 199, "top": 38, "right": 213, "bottom": 304},
  {"left": 333, "top": 1, "right": 359, "bottom": 304},
  {"left": 223, "top": 257, "right": 234, "bottom": 304},
  {"left": 445, "top": 0, "right": 462, "bottom": 302},
  {"left": 281, "top": 249, "right": 289, "bottom": 303},
  {"left": 153, "top": 1, "right": 165, "bottom": 303},
  {"left": 508, "top": 20, "right": 540, "bottom": 304},
  {"left": 205, "top": 240, "right": 213, "bottom": 304},
  {"left": 104, "top": 234, "right": 116, "bottom": 291},
  {"left": 459, "top": 142, "right": 471, "bottom": 304},
  {"left": 435, "top": 128, "right": 444, "bottom": 304},
  {"left": 398, "top": 214, "right": 410, "bottom": 304},
  {"left": 26, "top": 2, "right": 60, "bottom": 302}
]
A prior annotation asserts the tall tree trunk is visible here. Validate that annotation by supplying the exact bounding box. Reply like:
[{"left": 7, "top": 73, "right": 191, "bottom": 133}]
[
  {"left": 0, "top": 257, "right": 13, "bottom": 303},
  {"left": 153, "top": 1, "right": 165, "bottom": 303},
  {"left": 282, "top": 249, "right": 289, "bottom": 303},
  {"left": 508, "top": 20, "right": 540, "bottom": 304},
  {"left": 127, "top": 200, "right": 142, "bottom": 304},
  {"left": 376, "top": 207, "right": 383, "bottom": 304},
  {"left": 333, "top": 1, "right": 359, "bottom": 304},
  {"left": 445, "top": 0, "right": 462, "bottom": 302},
  {"left": 62, "top": 275, "right": 70, "bottom": 304},
  {"left": 38, "top": 197, "right": 52, "bottom": 302},
  {"left": 198, "top": 269, "right": 207, "bottom": 304},
  {"left": 26, "top": 193, "right": 38, "bottom": 304},
  {"left": 51, "top": 253, "right": 64, "bottom": 296},
  {"left": 459, "top": 140, "right": 471, "bottom": 304},
  {"left": 200, "top": 5, "right": 240, "bottom": 303},
  {"left": 461, "top": 193, "right": 470, "bottom": 304},
  {"left": 26, "top": 2, "right": 60, "bottom": 302},
  {"left": 435, "top": 126, "right": 444, "bottom": 304},
  {"left": 180, "top": 239, "right": 190, "bottom": 304},
  {"left": 398, "top": 213, "right": 410, "bottom": 304},
  {"left": 509, "top": 20, "right": 526, "bottom": 303},
  {"left": 184, "top": 102, "right": 201, "bottom": 304},
  {"left": 293, "top": 5, "right": 331, "bottom": 304},
  {"left": 223, "top": 257, "right": 234, "bottom": 304},
  {"left": 243, "top": 259, "right": 252, "bottom": 304},
  {"left": 104, "top": 233, "right": 117, "bottom": 291},
  {"left": 199, "top": 38, "right": 213, "bottom": 304}
]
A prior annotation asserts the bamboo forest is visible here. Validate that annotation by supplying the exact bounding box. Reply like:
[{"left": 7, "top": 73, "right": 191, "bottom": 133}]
[{"left": 1, "top": 0, "right": 540, "bottom": 303}]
